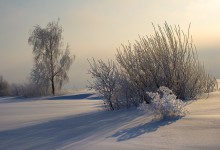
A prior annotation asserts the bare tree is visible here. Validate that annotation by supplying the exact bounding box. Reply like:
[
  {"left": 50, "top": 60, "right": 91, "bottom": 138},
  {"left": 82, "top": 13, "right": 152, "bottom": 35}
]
[{"left": 28, "top": 20, "right": 74, "bottom": 95}]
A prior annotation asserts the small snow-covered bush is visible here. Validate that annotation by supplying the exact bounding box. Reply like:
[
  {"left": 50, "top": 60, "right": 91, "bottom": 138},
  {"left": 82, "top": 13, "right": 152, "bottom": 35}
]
[{"left": 139, "top": 86, "right": 187, "bottom": 119}]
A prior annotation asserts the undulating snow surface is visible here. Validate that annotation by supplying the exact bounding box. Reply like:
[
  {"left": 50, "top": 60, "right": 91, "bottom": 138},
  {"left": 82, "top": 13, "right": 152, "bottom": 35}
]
[{"left": 0, "top": 90, "right": 220, "bottom": 150}]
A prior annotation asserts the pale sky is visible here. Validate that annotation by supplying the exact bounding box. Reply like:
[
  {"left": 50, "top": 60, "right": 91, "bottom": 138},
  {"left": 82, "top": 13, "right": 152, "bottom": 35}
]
[{"left": 0, "top": 0, "right": 220, "bottom": 89}]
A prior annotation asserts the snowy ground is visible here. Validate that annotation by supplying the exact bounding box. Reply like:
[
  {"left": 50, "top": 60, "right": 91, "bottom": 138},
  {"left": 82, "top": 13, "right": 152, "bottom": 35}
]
[{"left": 0, "top": 90, "right": 220, "bottom": 150}]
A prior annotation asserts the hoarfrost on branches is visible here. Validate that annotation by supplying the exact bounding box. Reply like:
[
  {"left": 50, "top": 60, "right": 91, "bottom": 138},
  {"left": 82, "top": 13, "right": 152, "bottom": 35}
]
[
  {"left": 139, "top": 86, "right": 188, "bottom": 119},
  {"left": 28, "top": 19, "right": 74, "bottom": 95}
]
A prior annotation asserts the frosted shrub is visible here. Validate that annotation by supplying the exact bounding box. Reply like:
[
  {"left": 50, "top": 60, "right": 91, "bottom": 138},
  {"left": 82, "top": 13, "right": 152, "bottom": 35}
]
[
  {"left": 139, "top": 86, "right": 187, "bottom": 119},
  {"left": 89, "top": 22, "right": 217, "bottom": 111},
  {"left": 88, "top": 59, "right": 119, "bottom": 110},
  {"left": 116, "top": 22, "right": 217, "bottom": 100}
]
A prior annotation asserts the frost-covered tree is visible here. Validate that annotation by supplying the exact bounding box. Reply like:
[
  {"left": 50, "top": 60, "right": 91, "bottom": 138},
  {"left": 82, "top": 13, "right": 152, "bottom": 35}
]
[
  {"left": 88, "top": 58, "right": 142, "bottom": 110},
  {"left": 28, "top": 20, "right": 74, "bottom": 95},
  {"left": 88, "top": 59, "right": 119, "bottom": 110}
]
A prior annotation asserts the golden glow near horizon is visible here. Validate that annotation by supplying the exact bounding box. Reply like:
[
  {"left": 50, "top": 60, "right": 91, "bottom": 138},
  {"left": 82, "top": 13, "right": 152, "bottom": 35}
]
[{"left": 0, "top": 0, "right": 220, "bottom": 88}]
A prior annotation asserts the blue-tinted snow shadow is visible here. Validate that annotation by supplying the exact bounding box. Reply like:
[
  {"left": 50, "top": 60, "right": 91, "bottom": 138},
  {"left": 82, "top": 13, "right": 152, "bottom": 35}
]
[
  {"left": 0, "top": 93, "right": 102, "bottom": 103},
  {"left": 48, "top": 93, "right": 102, "bottom": 100},
  {"left": 0, "top": 96, "right": 43, "bottom": 103},
  {"left": 49, "top": 93, "right": 93, "bottom": 100},
  {"left": 0, "top": 109, "right": 143, "bottom": 150},
  {"left": 111, "top": 117, "right": 180, "bottom": 141}
]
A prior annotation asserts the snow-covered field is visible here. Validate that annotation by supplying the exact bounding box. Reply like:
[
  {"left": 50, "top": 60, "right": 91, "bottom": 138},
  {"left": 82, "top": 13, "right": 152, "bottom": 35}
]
[{"left": 0, "top": 90, "right": 220, "bottom": 150}]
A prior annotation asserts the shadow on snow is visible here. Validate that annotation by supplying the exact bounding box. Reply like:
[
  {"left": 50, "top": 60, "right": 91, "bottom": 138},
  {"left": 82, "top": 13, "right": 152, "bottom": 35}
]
[
  {"left": 0, "top": 106, "right": 181, "bottom": 149},
  {"left": 111, "top": 117, "right": 180, "bottom": 141},
  {"left": 0, "top": 93, "right": 102, "bottom": 103},
  {"left": 49, "top": 93, "right": 95, "bottom": 100},
  {"left": 0, "top": 109, "right": 142, "bottom": 150}
]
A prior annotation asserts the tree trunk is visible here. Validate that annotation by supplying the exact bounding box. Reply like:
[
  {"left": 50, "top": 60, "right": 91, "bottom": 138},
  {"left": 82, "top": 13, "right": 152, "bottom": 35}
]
[
  {"left": 108, "top": 95, "right": 114, "bottom": 110},
  {"left": 51, "top": 78, "right": 55, "bottom": 95}
]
